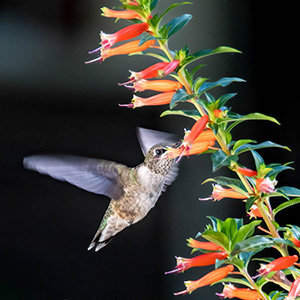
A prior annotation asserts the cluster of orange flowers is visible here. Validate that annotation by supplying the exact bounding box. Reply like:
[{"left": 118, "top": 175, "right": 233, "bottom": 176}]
[
  {"left": 169, "top": 238, "right": 300, "bottom": 299},
  {"left": 86, "top": 1, "right": 217, "bottom": 159}
]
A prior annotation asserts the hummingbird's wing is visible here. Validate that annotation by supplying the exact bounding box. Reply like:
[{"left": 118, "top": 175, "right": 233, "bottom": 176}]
[
  {"left": 23, "top": 154, "right": 125, "bottom": 200},
  {"left": 137, "top": 127, "right": 178, "bottom": 156}
]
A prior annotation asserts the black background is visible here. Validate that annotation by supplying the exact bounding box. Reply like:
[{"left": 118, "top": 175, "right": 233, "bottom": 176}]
[{"left": 0, "top": 1, "right": 299, "bottom": 299}]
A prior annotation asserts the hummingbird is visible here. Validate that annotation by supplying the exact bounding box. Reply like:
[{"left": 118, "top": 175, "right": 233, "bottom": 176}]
[{"left": 23, "top": 128, "right": 179, "bottom": 251}]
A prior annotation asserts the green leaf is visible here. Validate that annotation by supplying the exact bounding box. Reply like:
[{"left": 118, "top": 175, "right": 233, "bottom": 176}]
[
  {"left": 150, "top": 0, "right": 159, "bottom": 10},
  {"left": 234, "top": 141, "right": 290, "bottom": 155},
  {"left": 165, "top": 14, "right": 192, "bottom": 38},
  {"left": 207, "top": 216, "right": 224, "bottom": 232},
  {"left": 160, "top": 109, "right": 200, "bottom": 120},
  {"left": 169, "top": 89, "right": 191, "bottom": 109},
  {"left": 231, "top": 236, "right": 275, "bottom": 256},
  {"left": 158, "top": 2, "right": 192, "bottom": 22},
  {"left": 266, "top": 164, "right": 294, "bottom": 179},
  {"left": 273, "top": 197, "right": 300, "bottom": 216},
  {"left": 217, "top": 93, "right": 237, "bottom": 108},
  {"left": 201, "top": 230, "right": 230, "bottom": 251},
  {"left": 233, "top": 220, "right": 262, "bottom": 245},
  {"left": 196, "top": 77, "right": 245, "bottom": 95},
  {"left": 279, "top": 186, "right": 300, "bottom": 197},
  {"left": 238, "top": 250, "right": 260, "bottom": 269},
  {"left": 245, "top": 196, "right": 257, "bottom": 211},
  {"left": 182, "top": 46, "right": 242, "bottom": 67},
  {"left": 232, "top": 139, "right": 256, "bottom": 154},
  {"left": 221, "top": 218, "right": 238, "bottom": 246},
  {"left": 250, "top": 149, "right": 265, "bottom": 171},
  {"left": 211, "top": 150, "right": 238, "bottom": 172},
  {"left": 193, "top": 77, "right": 209, "bottom": 93},
  {"left": 225, "top": 113, "right": 280, "bottom": 132}
]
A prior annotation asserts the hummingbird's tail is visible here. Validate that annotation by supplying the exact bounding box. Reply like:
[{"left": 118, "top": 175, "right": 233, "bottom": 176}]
[{"left": 87, "top": 208, "right": 130, "bottom": 252}]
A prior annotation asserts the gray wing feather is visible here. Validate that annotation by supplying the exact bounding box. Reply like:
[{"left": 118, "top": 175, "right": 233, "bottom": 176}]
[
  {"left": 137, "top": 127, "right": 178, "bottom": 156},
  {"left": 23, "top": 154, "right": 125, "bottom": 199}
]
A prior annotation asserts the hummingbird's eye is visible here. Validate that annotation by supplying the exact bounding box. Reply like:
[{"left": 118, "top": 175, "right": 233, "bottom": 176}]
[{"left": 155, "top": 148, "right": 166, "bottom": 156}]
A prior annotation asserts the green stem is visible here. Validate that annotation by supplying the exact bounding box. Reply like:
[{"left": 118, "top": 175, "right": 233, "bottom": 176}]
[{"left": 240, "top": 268, "right": 268, "bottom": 300}]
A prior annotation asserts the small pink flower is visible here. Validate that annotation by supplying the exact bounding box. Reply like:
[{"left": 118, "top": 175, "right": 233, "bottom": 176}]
[{"left": 256, "top": 177, "right": 277, "bottom": 194}]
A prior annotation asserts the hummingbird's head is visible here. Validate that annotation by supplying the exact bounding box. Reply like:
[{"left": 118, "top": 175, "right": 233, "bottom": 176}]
[{"left": 144, "top": 142, "right": 179, "bottom": 175}]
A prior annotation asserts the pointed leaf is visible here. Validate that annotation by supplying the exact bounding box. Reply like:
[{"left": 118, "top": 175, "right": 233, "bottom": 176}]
[
  {"left": 165, "top": 14, "right": 192, "bottom": 38},
  {"left": 158, "top": 2, "right": 192, "bottom": 22},
  {"left": 231, "top": 236, "right": 275, "bottom": 256},
  {"left": 169, "top": 89, "right": 191, "bottom": 109},
  {"left": 225, "top": 113, "right": 280, "bottom": 132},
  {"left": 201, "top": 230, "right": 230, "bottom": 251},
  {"left": 211, "top": 150, "right": 238, "bottom": 171},
  {"left": 278, "top": 186, "right": 300, "bottom": 197},
  {"left": 160, "top": 109, "right": 200, "bottom": 120},
  {"left": 182, "top": 46, "right": 242, "bottom": 67},
  {"left": 232, "top": 139, "right": 256, "bottom": 154},
  {"left": 233, "top": 220, "right": 262, "bottom": 245},
  {"left": 203, "top": 176, "right": 247, "bottom": 194},
  {"left": 234, "top": 141, "right": 290, "bottom": 155},
  {"left": 196, "top": 77, "right": 245, "bottom": 94},
  {"left": 273, "top": 197, "right": 300, "bottom": 216}
]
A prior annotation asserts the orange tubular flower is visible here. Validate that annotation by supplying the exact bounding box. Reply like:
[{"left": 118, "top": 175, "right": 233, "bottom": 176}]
[
  {"left": 167, "top": 115, "right": 217, "bottom": 161},
  {"left": 86, "top": 40, "right": 155, "bottom": 64},
  {"left": 174, "top": 265, "right": 234, "bottom": 296},
  {"left": 187, "top": 238, "right": 224, "bottom": 251},
  {"left": 286, "top": 276, "right": 300, "bottom": 300},
  {"left": 101, "top": 7, "right": 142, "bottom": 20},
  {"left": 126, "top": 79, "right": 183, "bottom": 92},
  {"left": 248, "top": 205, "right": 263, "bottom": 219},
  {"left": 256, "top": 177, "right": 277, "bottom": 194},
  {"left": 119, "top": 60, "right": 180, "bottom": 85},
  {"left": 199, "top": 184, "right": 248, "bottom": 201},
  {"left": 216, "top": 284, "right": 261, "bottom": 300},
  {"left": 165, "top": 252, "right": 228, "bottom": 274},
  {"left": 236, "top": 166, "right": 257, "bottom": 177},
  {"left": 255, "top": 255, "right": 298, "bottom": 278},
  {"left": 119, "top": 92, "right": 175, "bottom": 108},
  {"left": 99, "top": 23, "right": 149, "bottom": 51}
]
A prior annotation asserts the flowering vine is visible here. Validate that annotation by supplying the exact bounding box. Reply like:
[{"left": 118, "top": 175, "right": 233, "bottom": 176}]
[{"left": 87, "top": 1, "right": 300, "bottom": 299}]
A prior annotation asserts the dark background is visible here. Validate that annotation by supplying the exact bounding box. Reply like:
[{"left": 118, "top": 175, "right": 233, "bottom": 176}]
[{"left": 0, "top": 1, "right": 298, "bottom": 299}]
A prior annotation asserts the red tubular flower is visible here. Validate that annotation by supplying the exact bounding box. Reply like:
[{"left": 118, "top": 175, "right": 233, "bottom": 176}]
[
  {"left": 187, "top": 238, "right": 224, "bottom": 251},
  {"left": 126, "top": 79, "right": 183, "bottom": 92},
  {"left": 165, "top": 252, "right": 228, "bottom": 274},
  {"left": 119, "top": 92, "right": 175, "bottom": 108},
  {"left": 217, "top": 284, "right": 261, "bottom": 300},
  {"left": 174, "top": 265, "right": 234, "bottom": 296},
  {"left": 199, "top": 184, "right": 248, "bottom": 201},
  {"left": 86, "top": 40, "right": 155, "bottom": 64},
  {"left": 292, "top": 237, "right": 300, "bottom": 248},
  {"left": 256, "top": 255, "right": 298, "bottom": 277},
  {"left": 119, "top": 60, "right": 180, "bottom": 85},
  {"left": 286, "top": 276, "right": 300, "bottom": 300},
  {"left": 236, "top": 166, "right": 257, "bottom": 177},
  {"left": 99, "top": 23, "right": 149, "bottom": 51},
  {"left": 101, "top": 7, "right": 142, "bottom": 20},
  {"left": 256, "top": 177, "right": 277, "bottom": 194}
]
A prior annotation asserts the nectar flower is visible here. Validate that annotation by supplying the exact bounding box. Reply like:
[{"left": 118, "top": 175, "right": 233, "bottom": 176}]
[
  {"left": 256, "top": 177, "right": 277, "bottom": 194},
  {"left": 119, "top": 92, "right": 175, "bottom": 108},
  {"left": 125, "top": 79, "right": 183, "bottom": 92},
  {"left": 165, "top": 252, "right": 228, "bottom": 274},
  {"left": 187, "top": 238, "right": 224, "bottom": 251},
  {"left": 166, "top": 115, "right": 213, "bottom": 161},
  {"left": 236, "top": 166, "right": 257, "bottom": 177},
  {"left": 286, "top": 276, "right": 300, "bottom": 300},
  {"left": 86, "top": 40, "right": 155, "bottom": 64},
  {"left": 248, "top": 205, "right": 263, "bottom": 219},
  {"left": 119, "top": 60, "right": 180, "bottom": 85},
  {"left": 216, "top": 284, "right": 261, "bottom": 300},
  {"left": 99, "top": 23, "right": 149, "bottom": 50},
  {"left": 291, "top": 237, "right": 300, "bottom": 248},
  {"left": 101, "top": 7, "right": 142, "bottom": 20},
  {"left": 199, "top": 184, "right": 248, "bottom": 201},
  {"left": 255, "top": 255, "right": 298, "bottom": 278},
  {"left": 174, "top": 265, "right": 234, "bottom": 296}
]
